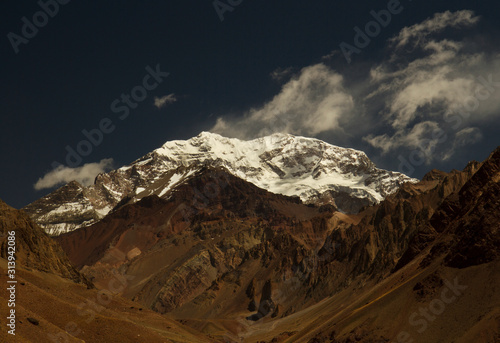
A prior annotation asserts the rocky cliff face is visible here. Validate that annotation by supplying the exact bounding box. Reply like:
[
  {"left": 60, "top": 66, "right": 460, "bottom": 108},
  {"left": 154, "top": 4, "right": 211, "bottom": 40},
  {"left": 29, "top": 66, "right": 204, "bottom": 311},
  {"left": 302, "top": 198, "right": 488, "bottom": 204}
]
[
  {"left": 308, "top": 157, "right": 482, "bottom": 295},
  {"left": 24, "top": 132, "right": 416, "bottom": 235},
  {"left": 286, "top": 148, "right": 500, "bottom": 343},
  {"left": 0, "top": 198, "right": 221, "bottom": 342},
  {"left": 418, "top": 147, "right": 500, "bottom": 269}
]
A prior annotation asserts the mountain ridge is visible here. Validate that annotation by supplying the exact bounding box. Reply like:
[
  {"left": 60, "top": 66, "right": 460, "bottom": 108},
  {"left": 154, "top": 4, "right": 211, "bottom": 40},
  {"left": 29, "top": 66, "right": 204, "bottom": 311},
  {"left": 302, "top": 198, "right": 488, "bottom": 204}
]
[
  {"left": 2, "top": 146, "right": 498, "bottom": 342},
  {"left": 24, "top": 132, "right": 417, "bottom": 235}
]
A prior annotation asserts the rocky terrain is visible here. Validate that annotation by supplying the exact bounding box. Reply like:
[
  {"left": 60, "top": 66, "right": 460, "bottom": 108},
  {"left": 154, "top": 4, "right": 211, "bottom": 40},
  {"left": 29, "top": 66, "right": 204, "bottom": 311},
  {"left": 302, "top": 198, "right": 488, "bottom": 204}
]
[
  {"left": 0, "top": 199, "right": 222, "bottom": 343},
  {"left": 56, "top": 166, "right": 337, "bottom": 320},
  {"left": 24, "top": 132, "right": 417, "bottom": 235},
  {"left": 50, "top": 147, "right": 500, "bottom": 342},
  {"left": 4, "top": 139, "right": 499, "bottom": 342}
]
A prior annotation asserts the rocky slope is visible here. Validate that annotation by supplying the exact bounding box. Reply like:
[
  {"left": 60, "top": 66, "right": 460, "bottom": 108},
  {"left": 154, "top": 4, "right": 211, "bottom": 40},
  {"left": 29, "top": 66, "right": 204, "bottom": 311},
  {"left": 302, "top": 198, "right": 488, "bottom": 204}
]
[
  {"left": 0, "top": 198, "right": 225, "bottom": 343},
  {"left": 414, "top": 147, "right": 500, "bottom": 269},
  {"left": 0, "top": 199, "right": 90, "bottom": 286},
  {"left": 24, "top": 132, "right": 417, "bottom": 235},
  {"left": 277, "top": 147, "right": 500, "bottom": 343}
]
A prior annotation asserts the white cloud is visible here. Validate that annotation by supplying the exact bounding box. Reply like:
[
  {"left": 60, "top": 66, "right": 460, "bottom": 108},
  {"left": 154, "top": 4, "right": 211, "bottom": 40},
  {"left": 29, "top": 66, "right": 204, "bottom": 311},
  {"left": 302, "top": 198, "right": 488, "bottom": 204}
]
[
  {"left": 386, "top": 66, "right": 476, "bottom": 129},
  {"left": 270, "top": 67, "right": 293, "bottom": 82},
  {"left": 455, "top": 126, "right": 483, "bottom": 146},
  {"left": 154, "top": 93, "right": 177, "bottom": 109},
  {"left": 363, "top": 10, "right": 500, "bottom": 163},
  {"left": 206, "top": 10, "right": 498, "bottom": 166},
  {"left": 364, "top": 121, "right": 442, "bottom": 160},
  {"left": 34, "top": 158, "right": 114, "bottom": 191},
  {"left": 442, "top": 127, "right": 483, "bottom": 160},
  {"left": 321, "top": 50, "right": 340, "bottom": 61},
  {"left": 211, "top": 63, "right": 354, "bottom": 139},
  {"left": 391, "top": 10, "right": 479, "bottom": 49}
]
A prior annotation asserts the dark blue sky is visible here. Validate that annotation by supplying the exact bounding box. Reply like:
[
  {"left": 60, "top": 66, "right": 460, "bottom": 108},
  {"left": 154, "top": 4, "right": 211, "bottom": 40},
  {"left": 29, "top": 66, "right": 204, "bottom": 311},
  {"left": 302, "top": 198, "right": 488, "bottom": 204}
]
[{"left": 1, "top": 1, "right": 499, "bottom": 208}]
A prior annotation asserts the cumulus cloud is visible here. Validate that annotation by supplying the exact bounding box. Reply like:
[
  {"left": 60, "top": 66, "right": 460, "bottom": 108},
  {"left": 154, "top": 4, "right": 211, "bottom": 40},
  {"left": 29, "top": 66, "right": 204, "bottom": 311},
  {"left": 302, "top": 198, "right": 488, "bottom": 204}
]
[
  {"left": 154, "top": 93, "right": 177, "bottom": 109},
  {"left": 34, "top": 158, "right": 114, "bottom": 191},
  {"left": 211, "top": 63, "right": 354, "bottom": 139}
]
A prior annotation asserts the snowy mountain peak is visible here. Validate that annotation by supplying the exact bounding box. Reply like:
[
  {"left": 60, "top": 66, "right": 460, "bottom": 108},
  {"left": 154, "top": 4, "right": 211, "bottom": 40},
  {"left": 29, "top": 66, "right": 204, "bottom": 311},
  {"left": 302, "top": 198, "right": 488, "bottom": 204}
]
[{"left": 24, "top": 132, "right": 418, "bottom": 235}]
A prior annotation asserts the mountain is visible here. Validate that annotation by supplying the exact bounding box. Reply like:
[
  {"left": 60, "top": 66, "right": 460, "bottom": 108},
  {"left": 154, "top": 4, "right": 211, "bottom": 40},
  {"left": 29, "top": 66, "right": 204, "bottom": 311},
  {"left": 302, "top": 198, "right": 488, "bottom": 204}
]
[
  {"left": 24, "top": 132, "right": 417, "bottom": 235},
  {"left": 52, "top": 147, "right": 500, "bottom": 342},
  {"left": 55, "top": 167, "right": 337, "bottom": 319},
  {"left": 285, "top": 147, "right": 500, "bottom": 343}
]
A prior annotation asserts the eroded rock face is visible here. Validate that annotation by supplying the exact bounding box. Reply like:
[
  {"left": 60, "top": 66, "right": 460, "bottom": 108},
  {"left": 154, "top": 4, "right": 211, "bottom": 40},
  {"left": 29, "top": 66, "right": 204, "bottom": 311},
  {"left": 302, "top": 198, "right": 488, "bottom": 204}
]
[
  {"left": 427, "top": 147, "right": 500, "bottom": 268},
  {"left": 246, "top": 280, "right": 276, "bottom": 321},
  {"left": 286, "top": 155, "right": 483, "bottom": 303}
]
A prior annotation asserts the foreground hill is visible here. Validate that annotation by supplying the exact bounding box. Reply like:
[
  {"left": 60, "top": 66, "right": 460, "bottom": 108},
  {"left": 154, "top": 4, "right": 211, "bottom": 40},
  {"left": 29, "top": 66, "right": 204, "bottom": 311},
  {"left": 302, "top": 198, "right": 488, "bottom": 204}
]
[
  {"left": 0, "top": 200, "right": 221, "bottom": 343},
  {"left": 0, "top": 200, "right": 89, "bottom": 285},
  {"left": 261, "top": 147, "right": 500, "bottom": 342}
]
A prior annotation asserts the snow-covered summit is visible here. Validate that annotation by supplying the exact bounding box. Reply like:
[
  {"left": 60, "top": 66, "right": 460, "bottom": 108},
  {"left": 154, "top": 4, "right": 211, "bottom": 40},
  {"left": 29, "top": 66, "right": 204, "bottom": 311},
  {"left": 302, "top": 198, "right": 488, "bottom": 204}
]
[
  {"left": 148, "top": 131, "right": 412, "bottom": 203},
  {"left": 24, "top": 132, "right": 418, "bottom": 235}
]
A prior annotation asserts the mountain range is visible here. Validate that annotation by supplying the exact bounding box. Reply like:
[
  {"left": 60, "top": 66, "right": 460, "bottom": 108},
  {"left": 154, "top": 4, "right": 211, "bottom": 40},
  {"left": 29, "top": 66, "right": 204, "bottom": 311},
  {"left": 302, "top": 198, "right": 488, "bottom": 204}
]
[
  {"left": 1, "top": 132, "right": 499, "bottom": 342},
  {"left": 24, "top": 132, "right": 417, "bottom": 236}
]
